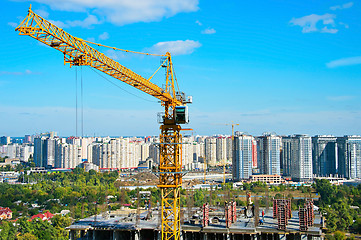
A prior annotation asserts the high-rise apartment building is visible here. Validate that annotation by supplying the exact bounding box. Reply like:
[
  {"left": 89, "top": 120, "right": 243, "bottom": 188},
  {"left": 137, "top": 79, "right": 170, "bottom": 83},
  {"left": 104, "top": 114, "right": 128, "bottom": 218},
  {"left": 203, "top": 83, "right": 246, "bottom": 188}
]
[
  {"left": 216, "top": 137, "right": 227, "bottom": 165},
  {"left": 281, "top": 136, "right": 292, "bottom": 176},
  {"left": 4, "top": 144, "right": 19, "bottom": 159},
  {"left": 257, "top": 133, "right": 281, "bottom": 175},
  {"left": 283, "top": 135, "right": 312, "bottom": 181},
  {"left": 226, "top": 137, "right": 232, "bottom": 162},
  {"left": 337, "top": 135, "right": 361, "bottom": 179},
  {"left": 19, "top": 145, "right": 33, "bottom": 162},
  {"left": 55, "top": 142, "right": 82, "bottom": 168},
  {"left": 34, "top": 137, "right": 56, "bottom": 168},
  {"left": 45, "top": 138, "right": 56, "bottom": 167},
  {"left": 192, "top": 141, "right": 204, "bottom": 163},
  {"left": 149, "top": 143, "right": 160, "bottom": 165},
  {"left": 252, "top": 138, "right": 257, "bottom": 168},
  {"left": 90, "top": 139, "right": 121, "bottom": 169},
  {"left": 34, "top": 137, "right": 45, "bottom": 167},
  {"left": 205, "top": 137, "right": 217, "bottom": 166},
  {"left": 88, "top": 138, "right": 143, "bottom": 169},
  {"left": 182, "top": 136, "right": 194, "bottom": 170},
  {"left": 0, "top": 136, "right": 11, "bottom": 145},
  {"left": 141, "top": 143, "right": 150, "bottom": 162},
  {"left": 24, "top": 135, "right": 32, "bottom": 144},
  {"left": 312, "top": 135, "right": 337, "bottom": 176},
  {"left": 233, "top": 133, "right": 254, "bottom": 181}
]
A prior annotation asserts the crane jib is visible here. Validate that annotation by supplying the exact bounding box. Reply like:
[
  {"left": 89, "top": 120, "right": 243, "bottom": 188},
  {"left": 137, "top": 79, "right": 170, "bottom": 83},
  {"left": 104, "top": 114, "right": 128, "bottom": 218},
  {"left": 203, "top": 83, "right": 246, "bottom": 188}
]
[{"left": 15, "top": 8, "right": 181, "bottom": 106}]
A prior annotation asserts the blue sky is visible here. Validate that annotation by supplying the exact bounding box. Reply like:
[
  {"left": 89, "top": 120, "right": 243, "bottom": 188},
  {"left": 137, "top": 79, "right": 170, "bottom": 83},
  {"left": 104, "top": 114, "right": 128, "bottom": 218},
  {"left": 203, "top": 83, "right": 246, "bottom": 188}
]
[{"left": 1, "top": 0, "right": 361, "bottom": 137}]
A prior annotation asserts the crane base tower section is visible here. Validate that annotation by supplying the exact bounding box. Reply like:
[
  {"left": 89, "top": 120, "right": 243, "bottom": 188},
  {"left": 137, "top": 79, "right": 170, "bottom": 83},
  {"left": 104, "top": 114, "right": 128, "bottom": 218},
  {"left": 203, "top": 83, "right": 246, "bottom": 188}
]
[{"left": 159, "top": 124, "right": 182, "bottom": 240}]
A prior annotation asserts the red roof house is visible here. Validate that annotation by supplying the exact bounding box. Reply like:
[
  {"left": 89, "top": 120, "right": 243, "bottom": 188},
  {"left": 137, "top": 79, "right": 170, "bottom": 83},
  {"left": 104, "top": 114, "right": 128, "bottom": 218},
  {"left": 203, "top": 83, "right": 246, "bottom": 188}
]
[
  {"left": 0, "top": 207, "right": 12, "bottom": 220},
  {"left": 30, "top": 211, "right": 54, "bottom": 221}
]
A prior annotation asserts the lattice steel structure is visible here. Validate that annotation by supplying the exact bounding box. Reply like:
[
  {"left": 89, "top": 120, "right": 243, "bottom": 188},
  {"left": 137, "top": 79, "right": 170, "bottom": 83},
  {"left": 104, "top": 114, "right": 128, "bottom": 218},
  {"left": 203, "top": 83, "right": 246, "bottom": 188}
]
[{"left": 16, "top": 6, "right": 191, "bottom": 240}]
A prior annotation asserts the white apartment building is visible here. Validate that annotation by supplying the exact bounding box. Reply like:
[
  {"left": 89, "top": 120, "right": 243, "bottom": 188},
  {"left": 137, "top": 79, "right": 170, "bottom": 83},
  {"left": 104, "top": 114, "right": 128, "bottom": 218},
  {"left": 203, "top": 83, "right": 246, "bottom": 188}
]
[
  {"left": 337, "top": 135, "right": 361, "bottom": 179},
  {"left": 205, "top": 137, "right": 217, "bottom": 166},
  {"left": 216, "top": 137, "right": 227, "bottom": 165},
  {"left": 182, "top": 136, "right": 194, "bottom": 170},
  {"left": 287, "top": 135, "right": 313, "bottom": 181},
  {"left": 55, "top": 142, "right": 82, "bottom": 169},
  {"left": 233, "top": 133, "right": 253, "bottom": 180},
  {"left": 257, "top": 133, "right": 281, "bottom": 175}
]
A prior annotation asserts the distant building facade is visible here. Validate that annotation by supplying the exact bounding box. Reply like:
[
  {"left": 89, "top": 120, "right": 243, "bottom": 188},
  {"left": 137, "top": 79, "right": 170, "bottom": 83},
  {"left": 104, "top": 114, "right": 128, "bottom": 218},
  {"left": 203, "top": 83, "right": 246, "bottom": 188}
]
[
  {"left": 257, "top": 133, "right": 281, "bottom": 175},
  {"left": 55, "top": 142, "right": 82, "bottom": 169},
  {"left": 205, "top": 137, "right": 217, "bottom": 166},
  {"left": 281, "top": 136, "right": 292, "bottom": 176},
  {"left": 34, "top": 137, "right": 56, "bottom": 168},
  {"left": 233, "top": 133, "right": 254, "bottom": 181},
  {"left": 0, "top": 136, "right": 10, "bottom": 145},
  {"left": 250, "top": 174, "right": 284, "bottom": 184},
  {"left": 283, "top": 135, "right": 312, "bottom": 181},
  {"left": 337, "top": 135, "right": 361, "bottom": 179},
  {"left": 312, "top": 135, "right": 338, "bottom": 176}
]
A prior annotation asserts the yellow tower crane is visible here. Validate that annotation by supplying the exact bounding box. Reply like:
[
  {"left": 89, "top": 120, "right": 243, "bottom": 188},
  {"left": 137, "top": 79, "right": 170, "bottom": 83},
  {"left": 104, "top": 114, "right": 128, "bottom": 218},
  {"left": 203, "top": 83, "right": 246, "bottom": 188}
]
[
  {"left": 226, "top": 121, "right": 240, "bottom": 140},
  {"left": 15, "top": 6, "right": 191, "bottom": 240}
]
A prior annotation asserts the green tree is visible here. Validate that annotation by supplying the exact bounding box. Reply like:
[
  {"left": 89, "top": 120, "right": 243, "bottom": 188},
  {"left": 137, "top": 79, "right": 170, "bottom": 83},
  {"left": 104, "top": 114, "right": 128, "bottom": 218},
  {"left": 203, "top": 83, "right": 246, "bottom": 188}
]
[
  {"left": 17, "top": 233, "right": 38, "bottom": 240},
  {"left": 0, "top": 221, "right": 17, "bottom": 240},
  {"left": 333, "top": 231, "right": 346, "bottom": 240}
]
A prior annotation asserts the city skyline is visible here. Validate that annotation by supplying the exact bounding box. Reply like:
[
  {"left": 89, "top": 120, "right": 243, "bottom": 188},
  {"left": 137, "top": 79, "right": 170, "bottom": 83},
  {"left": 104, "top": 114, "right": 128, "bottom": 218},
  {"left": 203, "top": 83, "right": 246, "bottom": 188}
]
[
  {"left": 3, "top": 132, "right": 361, "bottom": 181},
  {"left": 1, "top": 1, "right": 361, "bottom": 136}
]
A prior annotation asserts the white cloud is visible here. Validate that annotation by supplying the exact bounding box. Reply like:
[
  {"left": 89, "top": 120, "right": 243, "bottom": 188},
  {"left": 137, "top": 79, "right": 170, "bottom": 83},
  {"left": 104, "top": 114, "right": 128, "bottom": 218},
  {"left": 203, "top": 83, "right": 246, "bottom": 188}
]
[
  {"left": 0, "top": 69, "right": 40, "bottom": 75},
  {"left": 49, "top": 19, "right": 68, "bottom": 29},
  {"left": 34, "top": 9, "right": 49, "bottom": 18},
  {"left": 87, "top": 37, "right": 96, "bottom": 42},
  {"left": 49, "top": 15, "right": 101, "bottom": 29},
  {"left": 0, "top": 105, "right": 159, "bottom": 137},
  {"left": 289, "top": 13, "right": 338, "bottom": 33},
  {"left": 339, "top": 22, "right": 349, "bottom": 28},
  {"left": 99, "top": 32, "right": 109, "bottom": 40},
  {"left": 330, "top": 2, "right": 353, "bottom": 10},
  {"left": 30, "top": 0, "right": 199, "bottom": 25},
  {"left": 327, "top": 96, "right": 355, "bottom": 101},
  {"left": 320, "top": 26, "right": 338, "bottom": 33},
  {"left": 326, "top": 56, "right": 361, "bottom": 68},
  {"left": 195, "top": 20, "right": 202, "bottom": 26},
  {"left": 66, "top": 15, "right": 101, "bottom": 28},
  {"left": 201, "top": 28, "right": 216, "bottom": 34},
  {"left": 145, "top": 40, "right": 201, "bottom": 56},
  {"left": 191, "top": 109, "right": 361, "bottom": 136},
  {"left": 8, "top": 22, "right": 17, "bottom": 27},
  {"left": 106, "top": 49, "right": 127, "bottom": 60}
]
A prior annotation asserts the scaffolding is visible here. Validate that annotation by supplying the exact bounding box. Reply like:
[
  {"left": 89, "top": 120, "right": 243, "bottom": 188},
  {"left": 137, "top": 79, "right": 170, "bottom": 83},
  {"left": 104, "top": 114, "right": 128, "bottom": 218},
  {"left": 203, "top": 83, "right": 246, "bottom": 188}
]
[
  {"left": 202, "top": 203, "right": 209, "bottom": 227},
  {"left": 299, "top": 207, "right": 308, "bottom": 231},
  {"left": 277, "top": 203, "right": 287, "bottom": 231},
  {"left": 273, "top": 199, "right": 291, "bottom": 231},
  {"left": 231, "top": 201, "right": 237, "bottom": 223},
  {"left": 305, "top": 199, "right": 314, "bottom": 227},
  {"left": 225, "top": 202, "right": 232, "bottom": 228},
  {"left": 273, "top": 199, "right": 291, "bottom": 219}
]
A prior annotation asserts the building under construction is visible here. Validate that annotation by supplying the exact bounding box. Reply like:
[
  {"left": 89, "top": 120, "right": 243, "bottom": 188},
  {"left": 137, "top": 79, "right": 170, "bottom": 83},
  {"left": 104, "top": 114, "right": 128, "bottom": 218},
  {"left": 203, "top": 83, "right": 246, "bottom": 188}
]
[{"left": 68, "top": 199, "right": 324, "bottom": 240}]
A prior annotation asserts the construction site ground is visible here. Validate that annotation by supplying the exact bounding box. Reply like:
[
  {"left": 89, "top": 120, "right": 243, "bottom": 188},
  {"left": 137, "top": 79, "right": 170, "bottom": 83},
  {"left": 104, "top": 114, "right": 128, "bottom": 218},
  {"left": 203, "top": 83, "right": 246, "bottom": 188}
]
[{"left": 69, "top": 206, "right": 322, "bottom": 236}]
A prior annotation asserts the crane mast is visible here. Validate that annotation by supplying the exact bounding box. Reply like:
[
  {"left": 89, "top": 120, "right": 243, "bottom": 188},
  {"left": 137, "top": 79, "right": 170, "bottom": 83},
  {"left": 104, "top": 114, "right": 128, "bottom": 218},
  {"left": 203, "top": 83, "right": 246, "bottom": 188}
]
[{"left": 16, "top": 6, "right": 190, "bottom": 240}]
